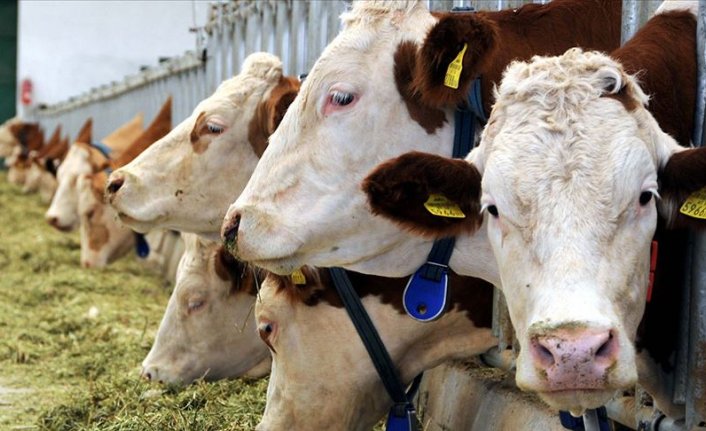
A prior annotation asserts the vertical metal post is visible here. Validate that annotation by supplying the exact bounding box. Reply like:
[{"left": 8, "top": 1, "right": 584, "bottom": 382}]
[{"left": 621, "top": 0, "right": 640, "bottom": 45}]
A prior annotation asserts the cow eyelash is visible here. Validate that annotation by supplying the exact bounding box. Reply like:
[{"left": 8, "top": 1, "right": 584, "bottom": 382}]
[{"left": 330, "top": 91, "right": 354, "bottom": 106}]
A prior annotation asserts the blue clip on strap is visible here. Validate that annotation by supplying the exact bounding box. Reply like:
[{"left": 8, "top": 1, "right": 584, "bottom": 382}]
[
  {"left": 403, "top": 237, "right": 455, "bottom": 322},
  {"left": 135, "top": 233, "right": 150, "bottom": 259}
]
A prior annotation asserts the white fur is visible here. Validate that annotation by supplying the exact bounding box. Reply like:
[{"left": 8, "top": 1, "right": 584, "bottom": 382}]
[
  {"left": 141, "top": 233, "right": 270, "bottom": 384},
  {"left": 107, "top": 52, "right": 283, "bottom": 237}
]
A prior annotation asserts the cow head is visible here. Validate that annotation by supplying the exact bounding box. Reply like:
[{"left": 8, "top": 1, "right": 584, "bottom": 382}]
[
  {"left": 0, "top": 117, "right": 20, "bottom": 158},
  {"left": 363, "top": 48, "right": 706, "bottom": 413},
  {"left": 45, "top": 118, "right": 94, "bottom": 231},
  {"left": 141, "top": 234, "right": 270, "bottom": 384},
  {"left": 106, "top": 52, "right": 300, "bottom": 237},
  {"left": 255, "top": 269, "right": 496, "bottom": 431},
  {"left": 222, "top": 1, "right": 499, "bottom": 276}
]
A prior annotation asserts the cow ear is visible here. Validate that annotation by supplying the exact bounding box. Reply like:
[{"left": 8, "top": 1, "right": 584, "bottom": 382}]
[
  {"left": 362, "top": 151, "right": 484, "bottom": 238},
  {"left": 659, "top": 146, "right": 706, "bottom": 229},
  {"left": 413, "top": 13, "right": 498, "bottom": 108},
  {"left": 267, "top": 77, "right": 300, "bottom": 134}
]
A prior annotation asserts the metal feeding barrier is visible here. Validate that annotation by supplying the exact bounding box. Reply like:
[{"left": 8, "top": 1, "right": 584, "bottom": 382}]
[{"left": 23, "top": 0, "right": 705, "bottom": 429}]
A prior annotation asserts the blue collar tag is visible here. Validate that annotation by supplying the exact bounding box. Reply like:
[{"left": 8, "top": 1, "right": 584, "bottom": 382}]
[
  {"left": 386, "top": 404, "right": 417, "bottom": 431},
  {"left": 135, "top": 233, "right": 150, "bottom": 259},
  {"left": 403, "top": 263, "right": 448, "bottom": 322}
]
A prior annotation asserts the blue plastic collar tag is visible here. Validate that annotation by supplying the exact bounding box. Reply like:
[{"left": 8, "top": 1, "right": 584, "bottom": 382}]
[
  {"left": 403, "top": 263, "right": 448, "bottom": 322},
  {"left": 135, "top": 233, "right": 150, "bottom": 259},
  {"left": 386, "top": 406, "right": 416, "bottom": 431}
]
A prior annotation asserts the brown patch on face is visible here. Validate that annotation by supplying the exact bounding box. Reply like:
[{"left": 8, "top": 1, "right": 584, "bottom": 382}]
[
  {"left": 394, "top": 41, "right": 447, "bottom": 134},
  {"left": 362, "top": 151, "right": 484, "bottom": 238},
  {"left": 247, "top": 76, "right": 301, "bottom": 157},
  {"left": 9, "top": 122, "right": 44, "bottom": 152},
  {"left": 90, "top": 171, "right": 109, "bottom": 202},
  {"left": 214, "top": 246, "right": 261, "bottom": 296},
  {"left": 190, "top": 111, "right": 209, "bottom": 154},
  {"left": 88, "top": 205, "right": 110, "bottom": 251},
  {"left": 267, "top": 267, "right": 493, "bottom": 328},
  {"left": 603, "top": 83, "right": 639, "bottom": 112}
]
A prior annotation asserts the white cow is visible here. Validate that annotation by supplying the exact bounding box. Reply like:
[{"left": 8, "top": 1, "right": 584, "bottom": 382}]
[
  {"left": 255, "top": 268, "right": 496, "bottom": 430},
  {"left": 105, "top": 52, "right": 300, "bottom": 238},
  {"left": 142, "top": 233, "right": 270, "bottom": 384}
]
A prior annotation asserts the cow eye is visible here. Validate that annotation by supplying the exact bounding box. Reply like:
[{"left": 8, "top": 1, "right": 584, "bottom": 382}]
[
  {"left": 187, "top": 299, "right": 205, "bottom": 313},
  {"left": 206, "top": 122, "right": 225, "bottom": 135},
  {"left": 487, "top": 205, "right": 499, "bottom": 218},
  {"left": 330, "top": 91, "right": 354, "bottom": 106},
  {"left": 639, "top": 191, "right": 653, "bottom": 206}
]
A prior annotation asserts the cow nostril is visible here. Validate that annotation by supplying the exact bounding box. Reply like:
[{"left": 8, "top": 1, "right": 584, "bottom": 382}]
[
  {"left": 143, "top": 371, "right": 152, "bottom": 381},
  {"left": 595, "top": 331, "right": 615, "bottom": 360},
  {"left": 106, "top": 176, "right": 124, "bottom": 194},
  {"left": 223, "top": 214, "right": 241, "bottom": 245},
  {"left": 532, "top": 338, "right": 556, "bottom": 367},
  {"left": 47, "top": 217, "right": 58, "bottom": 227}
]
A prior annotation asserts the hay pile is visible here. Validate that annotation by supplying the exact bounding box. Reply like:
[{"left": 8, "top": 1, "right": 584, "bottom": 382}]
[{"left": 0, "top": 172, "right": 267, "bottom": 430}]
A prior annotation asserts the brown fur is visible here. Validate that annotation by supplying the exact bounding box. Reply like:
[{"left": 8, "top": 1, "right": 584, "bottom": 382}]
[
  {"left": 267, "top": 267, "right": 493, "bottom": 329},
  {"left": 190, "top": 111, "right": 209, "bottom": 154},
  {"left": 87, "top": 204, "right": 110, "bottom": 251},
  {"left": 613, "top": 11, "right": 696, "bottom": 148},
  {"left": 659, "top": 147, "right": 706, "bottom": 230},
  {"left": 33, "top": 125, "right": 62, "bottom": 159},
  {"left": 247, "top": 76, "right": 301, "bottom": 157},
  {"left": 101, "top": 114, "right": 144, "bottom": 154},
  {"left": 75, "top": 118, "right": 93, "bottom": 144},
  {"left": 9, "top": 122, "right": 44, "bottom": 152},
  {"left": 112, "top": 97, "right": 172, "bottom": 168},
  {"left": 214, "top": 246, "right": 261, "bottom": 297},
  {"left": 394, "top": 42, "right": 448, "bottom": 134},
  {"left": 412, "top": 0, "right": 621, "bottom": 111},
  {"left": 363, "top": 151, "right": 483, "bottom": 238}
]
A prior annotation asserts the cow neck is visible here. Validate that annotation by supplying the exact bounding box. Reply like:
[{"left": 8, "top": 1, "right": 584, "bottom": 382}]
[
  {"left": 328, "top": 267, "right": 423, "bottom": 431},
  {"left": 403, "top": 77, "right": 486, "bottom": 323}
]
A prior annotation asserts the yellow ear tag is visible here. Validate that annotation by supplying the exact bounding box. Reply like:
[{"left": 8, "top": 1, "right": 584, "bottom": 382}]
[
  {"left": 424, "top": 194, "right": 466, "bottom": 218},
  {"left": 679, "top": 187, "right": 706, "bottom": 219},
  {"left": 443, "top": 43, "right": 468, "bottom": 89},
  {"left": 291, "top": 269, "right": 307, "bottom": 285}
]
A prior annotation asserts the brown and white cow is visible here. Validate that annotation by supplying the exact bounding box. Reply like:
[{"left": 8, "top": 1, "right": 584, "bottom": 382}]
[
  {"left": 141, "top": 233, "right": 270, "bottom": 384},
  {"left": 46, "top": 115, "right": 143, "bottom": 231},
  {"left": 105, "top": 52, "right": 300, "bottom": 238},
  {"left": 0, "top": 116, "right": 21, "bottom": 158},
  {"left": 222, "top": 0, "right": 621, "bottom": 277},
  {"left": 6, "top": 121, "right": 44, "bottom": 186},
  {"left": 76, "top": 98, "right": 172, "bottom": 268},
  {"left": 255, "top": 268, "right": 495, "bottom": 431},
  {"left": 21, "top": 126, "right": 67, "bottom": 202},
  {"left": 361, "top": 6, "right": 704, "bottom": 415}
]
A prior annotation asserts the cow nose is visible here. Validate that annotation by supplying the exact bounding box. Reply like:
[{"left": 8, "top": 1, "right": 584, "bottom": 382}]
[
  {"left": 222, "top": 213, "right": 241, "bottom": 248},
  {"left": 106, "top": 175, "right": 125, "bottom": 195},
  {"left": 530, "top": 328, "right": 618, "bottom": 390},
  {"left": 140, "top": 366, "right": 163, "bottom": 383},
  {"left": 47, "top": 216, "right": 59, "bottom": 228}
]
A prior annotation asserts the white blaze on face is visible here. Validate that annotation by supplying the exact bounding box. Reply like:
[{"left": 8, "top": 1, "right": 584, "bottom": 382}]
[
  {"left": 108, "top": 52, "right": 296, "bottom": 237},
  {"left": 225, "top": 2, "right": 468, "bottom": 277},
  {"left": 141, "top": 233, "right": 270, "bottom": 384},
  {"left": 470, "top": 48, "right": 681, "bottom": 413},
  {"left": 45, "top": 145, "right": 94, "bottom": 231},
  {"left": 255, "top": 271, "right": 496, "bottom": 431},
  {"left": 76, "top": 173, "right": 134, "bottom": 268}
]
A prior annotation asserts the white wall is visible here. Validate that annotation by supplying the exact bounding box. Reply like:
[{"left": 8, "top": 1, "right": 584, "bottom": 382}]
[{"left": 17, "top": 0, "right": 211, "bottom": 113}]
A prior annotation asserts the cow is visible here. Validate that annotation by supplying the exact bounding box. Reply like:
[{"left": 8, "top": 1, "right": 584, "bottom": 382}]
[
  {"left": 360, "top": 4, "right": 703, "bottom": 415},
  {"left": 105, "top": 52, "right": 300, "bottom": 238},
  {"left": 46, "top": 114, "right": 143, "bottom": 231},
  {"left": 141, "top": 233, "right": 270, "bottom": 384},
  {"left": 76, "top": 98, "right": 172, "bottom": 268},
  {"left": 19, "top": 125, "right": 67, "bottom": 202},
  {"left": 6, "top": 121, "right": 44, "bottom": 186},
  {"left": 0, "top": 117, "right": 21, "bottom": 158},
  {"left": 255, "top": 267, "right": 496, "bottom": 431},
  {"left": 221, "top": 0, "right": 622, "bottom": 277}
]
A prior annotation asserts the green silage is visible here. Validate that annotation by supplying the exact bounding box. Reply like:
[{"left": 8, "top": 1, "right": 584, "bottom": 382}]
[{"left": 0, "top": 172, "right": 267, "bottom": 430}]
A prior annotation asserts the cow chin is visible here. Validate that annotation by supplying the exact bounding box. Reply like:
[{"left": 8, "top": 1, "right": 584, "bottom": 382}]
[{"left": 536, "top": 389, "right": 619, "bottom": 416}]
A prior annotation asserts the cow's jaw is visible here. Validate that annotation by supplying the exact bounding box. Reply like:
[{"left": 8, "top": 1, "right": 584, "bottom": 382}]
[{"left": 227, "top": 4, "right": 463, "bottom": 277}]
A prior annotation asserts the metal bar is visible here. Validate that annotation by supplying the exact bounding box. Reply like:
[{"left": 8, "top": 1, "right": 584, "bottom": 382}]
[
  {"left": 582, "top": 409, "right": 600, "bottom": 431},
  {"left": 621, "top": 0, "right": 640, "bottom": 45}
]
